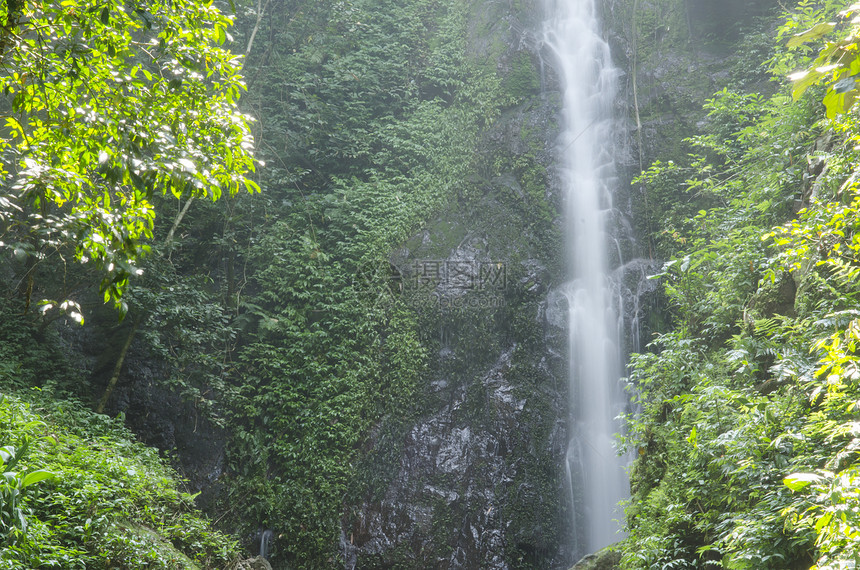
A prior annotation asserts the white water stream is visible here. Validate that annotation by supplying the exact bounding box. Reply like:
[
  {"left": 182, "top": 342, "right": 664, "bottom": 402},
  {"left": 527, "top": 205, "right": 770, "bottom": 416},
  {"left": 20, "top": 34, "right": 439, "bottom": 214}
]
[{"left": 542, "top": 0, "right": 629, "bottom": 557}]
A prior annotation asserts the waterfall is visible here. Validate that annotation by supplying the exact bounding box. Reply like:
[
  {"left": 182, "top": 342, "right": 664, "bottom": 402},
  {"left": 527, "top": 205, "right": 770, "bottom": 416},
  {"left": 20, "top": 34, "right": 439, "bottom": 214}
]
[
  {"left": 542, "top": 0, "right": 630, "bottom": 558},
  {"left": 260, "top": 529, "right": 274, "bottom": 559}
]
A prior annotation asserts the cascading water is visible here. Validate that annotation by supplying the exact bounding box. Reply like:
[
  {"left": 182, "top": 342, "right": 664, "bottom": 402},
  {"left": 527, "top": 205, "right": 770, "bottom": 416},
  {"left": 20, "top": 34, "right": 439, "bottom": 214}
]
[
  {"left": 259, "top": 529, "right": 274, "bottom": 559},
  {"left": 542, "top": 0, "right": 630, "bottom": 558}
]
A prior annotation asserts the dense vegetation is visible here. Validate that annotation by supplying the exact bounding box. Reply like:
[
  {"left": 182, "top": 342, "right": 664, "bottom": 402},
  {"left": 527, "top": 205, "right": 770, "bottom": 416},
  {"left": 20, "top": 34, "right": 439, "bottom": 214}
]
[
  {"left": 0, "top": 0, "right": 254, "bottom": 566},
  {"left": 0, "top": 0, "right": 257, "bottom": 313},
  {"left": 621, "top": 1, "right": 860, "bottom": 568},
  {"left": 217, "top": 0, "right": 488, "bottom": 563},
  {"left": 0, "top": 308, "right": 238, "bottom": 568},
  {"left": 0, "top": 0, "right": 552, "bottom": 566}
]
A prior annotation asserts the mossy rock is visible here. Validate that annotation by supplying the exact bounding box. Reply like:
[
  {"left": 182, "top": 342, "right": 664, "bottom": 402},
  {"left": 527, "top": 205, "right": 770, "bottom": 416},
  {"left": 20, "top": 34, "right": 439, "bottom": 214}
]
[
  {"left": 230, "top": 556, "right": 273, "bottom": 570},
  {"left": 749, "top": 273, "right": 797, "bottom": 319},
  {"left": 570, "top": 547, "right": 621, "bottom": 570},
  {"left": 109, "top": 522, "right": 202, "bottom": 569}
]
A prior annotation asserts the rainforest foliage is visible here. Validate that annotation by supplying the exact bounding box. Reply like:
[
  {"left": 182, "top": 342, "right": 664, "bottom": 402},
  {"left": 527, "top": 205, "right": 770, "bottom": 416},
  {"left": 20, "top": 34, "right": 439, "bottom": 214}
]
[
  {"left": 14, "top": 0, "right": 860, "bottom": 566},
  {"left": 207, "top": 0, "right": 526, "bottom": 565},
  {"left": 0, "top": 362, "right": 239, "bottom": 568},
  {"left": 0, "top": 0, "right": 545, "bottom": 566},
  {"left": 0, "top": 0, "right": 258, "bottom": 313},
  {"left": 622, "top": 1, "right": 860, "bottom": 568}
]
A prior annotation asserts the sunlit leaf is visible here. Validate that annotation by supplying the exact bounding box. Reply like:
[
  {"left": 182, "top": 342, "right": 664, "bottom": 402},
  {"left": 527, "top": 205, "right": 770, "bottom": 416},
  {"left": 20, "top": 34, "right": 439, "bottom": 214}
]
[{"left": 787, "top": 22, "right": 836, "bottom": 48}]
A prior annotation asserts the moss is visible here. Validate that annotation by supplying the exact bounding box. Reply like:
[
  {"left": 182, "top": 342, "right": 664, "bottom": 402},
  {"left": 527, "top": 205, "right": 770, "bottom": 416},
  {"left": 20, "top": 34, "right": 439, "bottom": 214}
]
[
  {"left": 570, "top": 547, "right": 622, "bottom": 570},
  {"left": 104, "top": 522, "right": 203, "bottom": 570},
  {"left": 505, "top": 51, "right": 542, "bottom": 103}
]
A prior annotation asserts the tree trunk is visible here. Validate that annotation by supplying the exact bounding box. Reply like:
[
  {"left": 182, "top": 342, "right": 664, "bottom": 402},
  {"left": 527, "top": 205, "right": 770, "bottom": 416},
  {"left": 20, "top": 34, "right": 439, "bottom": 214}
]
[{"left": 96, "top": 317, "right": 141, "bottom": 414}]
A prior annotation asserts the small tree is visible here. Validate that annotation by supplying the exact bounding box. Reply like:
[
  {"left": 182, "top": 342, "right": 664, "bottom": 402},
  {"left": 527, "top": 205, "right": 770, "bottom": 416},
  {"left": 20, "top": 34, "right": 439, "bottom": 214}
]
[{"left": 0, "top": 0, "right": 258, "bottom": 313}]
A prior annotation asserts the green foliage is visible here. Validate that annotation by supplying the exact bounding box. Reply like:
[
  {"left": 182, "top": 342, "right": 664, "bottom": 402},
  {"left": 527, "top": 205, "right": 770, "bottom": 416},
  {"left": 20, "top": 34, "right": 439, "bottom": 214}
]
[
  {"left": 200, "top": 0, "right": 538, "bottom": 565},
  {"left": 786, "top": 2, "right": 860, "bottom": 118},
  {"left": 0, "top": 390, "right": 237, "bottom": 568},
  {"left": 622, "top": 1, "right": 860, "bottom": 568},
  {"left": 0, "top": 298, "right": 237, "bottom": 566},
  {"left": 504, "top": 51, "right": 542, "bottom": 103},
  {"left": 0, "top": 0, "right": 257, "bottom": 310},
  {"left": 128, "top": 252, "right": 239, "bottom": 423},
  {"left": 0, "top": 417, "right": 54, "bottom": 545},
  {"left": 0, "top": 299, "right": 80, "bottom": 393},
  {"left": 0, "top": 0, "right": 552, "bottom": 565}
]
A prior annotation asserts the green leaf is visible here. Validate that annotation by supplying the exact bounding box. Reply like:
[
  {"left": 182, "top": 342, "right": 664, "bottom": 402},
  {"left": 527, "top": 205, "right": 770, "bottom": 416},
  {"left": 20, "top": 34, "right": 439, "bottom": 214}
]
[
  {"left": 822, "top": 88, "right": 857, "bottom": 118},
  {"left": 790, "top": 69, "right": 826, "bottom": 101},
  {"left": 686, "top": 425, "right": 698, "bottom": 448},
  {"left": 787, "top": 22, "right": 836, "bottom": 48},
  {"left": 0, "top": 445, "right": 12, "bottom": 466},
  {"left": 100, "top": 6, "right": 109, "bottom": 26},
  {"left": 21, "top": 470, "right": 54, "bottom": 488},
  {"left": 784, "top": 472, "right": 822, "bottom": 491},
  {"left": 177, "top": 158, "right": 197, "bottom": 173}
]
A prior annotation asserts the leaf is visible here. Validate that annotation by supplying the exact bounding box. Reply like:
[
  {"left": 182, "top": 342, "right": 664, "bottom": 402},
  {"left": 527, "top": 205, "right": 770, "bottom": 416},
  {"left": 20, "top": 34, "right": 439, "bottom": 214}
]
[
  {"left": 135, "top": 9, "right": 153, "bottom": 29},
  {"left": 822, "top": 88, "right": 857, "bottom": 118},
  {"left": 100, "top": 6, "right": 110, "bottom": 26},
  {"left": 177, "top": 158, "right": 197, "bottom": 173},
  {"left": 790, "top": 69, "right": 825, "bottom": 100},
  {"left": 784, "top": 472, "right": 822, "bottom": 491},
  {"left": 0, "top": 445, "right": 12, "bottom": 466},
  {"left": 815, "top": 511, "right": 833, "bottom": 533},
  {"left": 21, "top": 470, "right": 54, "bottom": 488},
  {"left": 787, "top": 22, "right": 836, "bottom": 48}
]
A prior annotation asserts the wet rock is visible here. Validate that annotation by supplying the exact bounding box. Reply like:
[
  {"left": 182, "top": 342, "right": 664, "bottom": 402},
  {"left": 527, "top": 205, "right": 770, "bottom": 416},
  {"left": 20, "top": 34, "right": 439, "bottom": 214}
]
[{"left": 342, "top": 343, "right": 569, "bottom": 568}]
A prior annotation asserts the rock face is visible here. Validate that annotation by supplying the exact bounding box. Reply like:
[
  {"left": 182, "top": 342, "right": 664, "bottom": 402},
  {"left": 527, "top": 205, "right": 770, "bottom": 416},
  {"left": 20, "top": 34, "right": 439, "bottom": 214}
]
[
  {"left": 335, "top": 1, "right": 585, "bottom": 566},
  {"left": 603, "top": 0, "right": 784, "bottom": 168},
  {"left": 342, "top": 337, "right": 569, "bottom": 567}
]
